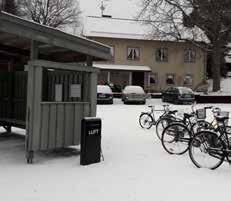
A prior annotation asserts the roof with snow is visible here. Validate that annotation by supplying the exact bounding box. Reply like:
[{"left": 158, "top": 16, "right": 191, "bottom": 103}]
[
  {"left": 84, "top": 16, "right": 155, "bottom": 40},
  {"left": 84, "top": 16, "right": 209, "bottom": 43}
]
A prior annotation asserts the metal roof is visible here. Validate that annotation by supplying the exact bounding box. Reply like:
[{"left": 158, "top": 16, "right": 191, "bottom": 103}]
[{"left": 0, "top": 11, "right": 112, "bottom": 62}]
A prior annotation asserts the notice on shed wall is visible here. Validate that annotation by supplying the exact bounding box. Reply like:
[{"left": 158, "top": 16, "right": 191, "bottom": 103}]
[{"left": 70, "top": 84, "right": 81, "bottom": 98}]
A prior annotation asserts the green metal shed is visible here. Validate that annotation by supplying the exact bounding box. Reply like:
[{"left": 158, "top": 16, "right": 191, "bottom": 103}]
[{"left": 0, "top": 11, "right": 111, "bottom": 163}]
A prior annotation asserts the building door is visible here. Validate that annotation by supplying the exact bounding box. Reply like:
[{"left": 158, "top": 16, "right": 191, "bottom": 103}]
[{"left": 132, "top": 72, "right": 144, "bottom": 88}]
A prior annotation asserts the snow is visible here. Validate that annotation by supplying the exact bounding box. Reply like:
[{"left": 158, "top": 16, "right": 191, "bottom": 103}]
[
  {"left": 93, "top": 63, "right": 151, "bottom": 72},
  {"left": 1, "top": 99, "right": 231, "bottom": 201},
  {"left": 123, "top": 85, "right": 145, "bottom": 94},
  {"left": 178, "top": 87, "right": 194, "bottom": 94},
  {"left": 225, "top": 54, "right": 231, "bottom": 63},
  {"left": 208, "top": 78, "right": 231, "bottom": 95},
  {"left": 84, "top": 16, "right": 154, "bottom": 40},
  {"left": 97, "top": 85, "right": 112, "bottom": 93},
  {"left": 84, "top": 16, "right": 208, "bottom": 43}
]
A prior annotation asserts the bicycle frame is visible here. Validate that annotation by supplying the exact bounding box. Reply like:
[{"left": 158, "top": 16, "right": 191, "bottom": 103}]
[
  {"left": 199, "top": 120, "right": 231, "bottom": 164},
  {"left": 143, "top": 105, "right": 171, "bottom": 126}
]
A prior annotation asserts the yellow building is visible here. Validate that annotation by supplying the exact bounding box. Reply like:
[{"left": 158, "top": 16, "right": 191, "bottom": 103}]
[{"left": 84, "top": 16, "right": 207, "bottom": 92}]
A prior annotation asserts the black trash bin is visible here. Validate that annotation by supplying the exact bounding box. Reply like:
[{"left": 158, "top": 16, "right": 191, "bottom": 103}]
[{"left": 80, "top": 117, "right": 102, "bottom": 165}]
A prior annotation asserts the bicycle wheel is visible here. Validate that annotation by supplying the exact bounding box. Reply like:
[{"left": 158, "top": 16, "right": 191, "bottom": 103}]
[
  {"left": 139, "top": 113, "right": 153, "bottom": 129},
  {"left": 161, "top": 123, "right": 191, "bottom": 155},
  {"left": 191, "top": 120, "right": 212, "bottom": 134},
  {"left": 156, "top": 116, "right": 176, "bottom": 140},
  {"left": 189, "top": 131, "right": 225, "bottom": 169}
]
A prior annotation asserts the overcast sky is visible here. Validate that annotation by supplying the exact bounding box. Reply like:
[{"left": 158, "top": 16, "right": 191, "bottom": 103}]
[{"left": 78, "top": 0, "right": 140, "bottom": 19}]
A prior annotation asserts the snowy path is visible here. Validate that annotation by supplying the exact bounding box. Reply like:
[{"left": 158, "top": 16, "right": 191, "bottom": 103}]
[{"left": 0, "top": 99, "right": 231, "bottom": 201}]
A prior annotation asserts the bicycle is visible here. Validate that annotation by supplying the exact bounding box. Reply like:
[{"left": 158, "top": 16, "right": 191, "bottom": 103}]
[
  {"left": 189, "top": 111, "right": 231, "bottom": 169},
  {"left": 160, "top": 106, "right": 213, "bottom": 155},
  {"left": 139, "top": 104, "right": 177, "bottom": 129}
]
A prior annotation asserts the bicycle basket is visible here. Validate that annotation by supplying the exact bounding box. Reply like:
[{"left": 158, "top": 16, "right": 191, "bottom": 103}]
[{"left": 196, "top": 109, "right": 206, "bottom": 119}]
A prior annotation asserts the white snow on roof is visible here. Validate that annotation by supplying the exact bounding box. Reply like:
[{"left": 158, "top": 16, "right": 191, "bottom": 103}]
[
  {"left": 84, "top": 16, "right": 208, "bottom": 42},
  {"left": 93, "top": 63, "right": 151, "bottom": 71},
  {"left": 84, "top": 16, "right": 154, "bottom": 40}
]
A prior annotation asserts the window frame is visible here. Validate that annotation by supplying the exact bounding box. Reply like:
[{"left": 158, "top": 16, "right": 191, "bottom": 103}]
[
  {"left": 127, "top": 47, "right": 140, "bottom": 61},
  {"left": 184, "top": 49, "right": 196, "bottom": 63},
  {"left": 183, "top": 73, "right": 193, "bottom": 86},
  {"left": 148, "top": 72, "right": 158, "bottom": 86},
  {"left": 156, "top": 47, "right": 168, "bottom": 62},
  {"left": 166, "top": 73, "right": 175, "bottom": 86}
]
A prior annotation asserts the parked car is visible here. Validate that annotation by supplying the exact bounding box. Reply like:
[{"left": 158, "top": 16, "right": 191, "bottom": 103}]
[
  {"left": 162, "top": 87, "right": 195, "bottom": 104},
  {"left": 122, "top": 85, "right": 146, "bottom": 104},
  {"left": 97, "top": 85, "right": 113, "bottom": 104}
]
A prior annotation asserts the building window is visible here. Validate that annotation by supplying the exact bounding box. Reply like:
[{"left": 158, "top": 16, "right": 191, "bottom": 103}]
[
  {"left": 183, "top": 74, "right": 193, "bottom": 86},
  {"left": 184, "top": 49, "right": 196, "bottom": 63},
  {"left": 156, "top": 48, "right": 168, "bottom": 62},
  {"left": 166, "top": 74, "right": 175, "bottom": 85},
  {"left": 127, "top": 47, "right": 140, "bottom": 60},
  {"left": 149, "top": 73, "right": 158, "bottom": 86}
]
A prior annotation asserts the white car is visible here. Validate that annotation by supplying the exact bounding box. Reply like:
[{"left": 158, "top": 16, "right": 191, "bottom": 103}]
[
  {"left": 122, "top": 85, "right": 146, "bottom": 104},
  {"left": 97, "top": 85, "right": 113, "bottom": 104}
]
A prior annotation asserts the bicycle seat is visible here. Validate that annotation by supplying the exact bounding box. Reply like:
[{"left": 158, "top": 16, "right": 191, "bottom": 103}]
[
  {"left": 184, "top": 113, "right": 194, "bottom": 119},
  {"left": 216, "top": 116, "right": 229, "bottom": 122},
  {"left": 169, "top": 110, "right": 178, "bottom": 115},
  {"left": 148, "top": 106, "right": 155, "bottom": 108}
]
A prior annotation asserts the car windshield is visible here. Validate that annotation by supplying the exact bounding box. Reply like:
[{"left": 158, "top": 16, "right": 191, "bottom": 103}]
[
  {"left": 97, "top": 85, "right": 112, "bottom": 93},
  {"left": 178, "top": 87, "right": 193, "bottom": 94},
  {"left": 123, "top": 86, "right": 145, "bottom": 94}
]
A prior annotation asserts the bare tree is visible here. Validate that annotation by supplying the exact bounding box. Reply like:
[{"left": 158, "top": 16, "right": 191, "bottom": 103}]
[
  {"left": 19, "top": 0, "right": 81, "bottom": 29},
  {"left": 0, "top": 0, "right": 19, "bottom": 15},
  {"left": 138, "top": 0, "right": 231, "bottom": 92}
]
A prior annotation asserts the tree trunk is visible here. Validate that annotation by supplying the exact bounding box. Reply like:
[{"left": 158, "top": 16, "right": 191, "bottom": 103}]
[{"left": 212, "top": 43, "right": 221, "bottom": 92}]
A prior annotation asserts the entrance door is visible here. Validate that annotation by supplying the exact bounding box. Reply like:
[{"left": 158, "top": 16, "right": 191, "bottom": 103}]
[{"left": 132, "top": 72, "right": 144, "bottom": 88}]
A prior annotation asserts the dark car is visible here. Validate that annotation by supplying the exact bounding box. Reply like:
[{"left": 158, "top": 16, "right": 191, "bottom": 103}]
[
  {"left": 97, "top": 85, "right": 113, "bottom": 104},
  {"left": 162, "top": 87, "right": 195, "bottom": 104}
]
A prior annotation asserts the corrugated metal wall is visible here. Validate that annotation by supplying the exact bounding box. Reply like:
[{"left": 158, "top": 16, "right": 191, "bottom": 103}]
[{"left": 37, "top": 102, "right": 90, "bottom": 150}]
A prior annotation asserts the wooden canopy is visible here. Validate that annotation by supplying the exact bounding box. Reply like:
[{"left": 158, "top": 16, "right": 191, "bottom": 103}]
[{"left": 0, "top": 11, "right": 111, "bottom": 63}]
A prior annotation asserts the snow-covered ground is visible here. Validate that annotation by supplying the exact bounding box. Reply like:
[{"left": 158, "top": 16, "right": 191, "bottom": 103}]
[
  {"left": 1, "top": 99, "right": 231, "bottom": 201},
  {"left": 208, "top": 78, "right": 231, "bottom": 95}
]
